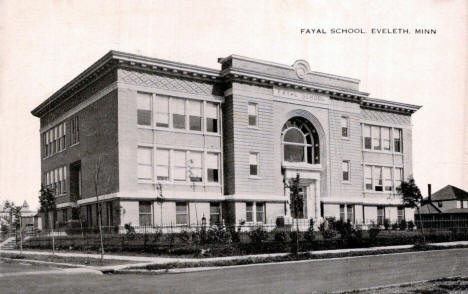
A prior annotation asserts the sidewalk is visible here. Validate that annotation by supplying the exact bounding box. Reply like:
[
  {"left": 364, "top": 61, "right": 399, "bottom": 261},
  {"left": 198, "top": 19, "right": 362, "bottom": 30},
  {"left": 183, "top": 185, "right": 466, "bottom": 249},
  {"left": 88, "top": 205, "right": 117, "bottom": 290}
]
[{"left": 2, "top": 241, "right": 467, "bottom": 267}]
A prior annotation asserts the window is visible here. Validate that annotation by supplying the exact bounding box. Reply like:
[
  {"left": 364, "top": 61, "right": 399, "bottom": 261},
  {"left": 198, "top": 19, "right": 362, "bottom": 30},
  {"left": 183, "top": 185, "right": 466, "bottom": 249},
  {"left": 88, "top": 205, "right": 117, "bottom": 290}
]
[
  {"left": 173, "top": 150, "right": 186, "bottom": 181},
  {"left": 248, "top": 103, "right": 258, "bottom": 127},
  {"left": 340, "top": 205, "right": 345, "bottom": 221},
  {"left": 346, "top": 205, "right": 354, "bottom": 223},
  {"left": 397, "top": 207, "right": 405, "bottom": 222},
  {"left": 395, "top": 168, "right": 403, "bottom": 190},
  {"left": 45, "top": 166, "right": 67, "bottom": 196},
  {"left": 364, "top": 166, "right": 373, "bottom": 191},
  {"left": 363, "top": 125, "right": 371, "bottom": 149},
  {"left": 70, "top": 116, "right": 79, "bottom": 145},
  {"left": 188, "top": 151, "right": 202, "bottom": 182},
  {"left": 463, "top": 201, "right": 468, "bottom": 208},
  {"left": 139, "top": 201, "right": 152, "bottom": 226},
  {"left": 171, "top": 98, "right": 186, "bottom": 129},
  {"left": 188, "top": 100, "right": 202, "bottom": 131},
  {"left": 342, "top": 161, "right": 350, "bottom": 182},
  {"left": 176, "top": 202, "right": 188, "bottom": 225},
  {"left": 210, "top": 203, "right": 221, "bottom": 225},
  {"left": 44, "top": 122, "right": 66, "bottom": 157},
  {"left": 377, "top": 206, "right": 385, "bottom": 225},
  {"left": 371, "top": 126, "right": 381, "bottom": 150},
  {"left": 374, "top": 166, "right": 383, "bottom": 192},
  {"left": 137, "top": 93, "right": 152, "bottom": 126},
  {"left": 382, "top": 127, "right": 391, "bottom": 151},
  {"left": 246, "top": 202, "right": 253, "bottom": 222},
  {"left": 155, "top": 96, "right": 169, "bottom": 127},
  {"left": 394, "top": 128, "right": 402, "bottom": 153},
  {"left": 249, "top": 153, "right": 258, "bottom": 176},
  {"left": 256, "top": 203, "right": 265, "bottom": 223},
  {"left": 207, "top": 153, "right": 219, "bottom": 183},
  {"left": 282, "top": 117, "right": 318, "bottom": 164},
  {"left": 206, "top": 102, "right": 218, "bottom": 133},
  {"left": 86, "top": 205, "right": 93, "bottom": 227},
  {"left": 137, "top": 147, "right": 152, "bottom": 180},
  {"left": 156, "top": 149, "right": 169, "bottom": 181},
  {"left": 63, "top": 209, "right": 68, "bottom": 223},
  {"left": 383, "top": 167, "right": 393, "bottom": 191},
  {"left": 341, "top": 117, "right": 349, "bottom": 137}
]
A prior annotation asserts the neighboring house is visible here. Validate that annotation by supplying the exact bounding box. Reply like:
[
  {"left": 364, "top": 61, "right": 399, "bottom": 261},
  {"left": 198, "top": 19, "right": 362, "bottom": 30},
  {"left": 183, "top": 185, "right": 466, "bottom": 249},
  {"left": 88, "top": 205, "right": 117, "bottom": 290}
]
[
  {"left": 31, "top": 51, "right": 420, "bottom": 229},
  {"left": 419, "top": 185, "right": 468, "bottom": 214},
  {"left": 0, "top": 201, "right": 40, "bottom": 234}
]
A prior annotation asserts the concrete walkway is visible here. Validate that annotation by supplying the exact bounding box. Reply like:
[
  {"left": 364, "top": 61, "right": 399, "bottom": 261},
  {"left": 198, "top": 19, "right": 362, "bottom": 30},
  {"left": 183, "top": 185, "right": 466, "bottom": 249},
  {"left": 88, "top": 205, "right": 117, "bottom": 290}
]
[{"left": 2, "top": 241, "right": 467, "bottom": 267}]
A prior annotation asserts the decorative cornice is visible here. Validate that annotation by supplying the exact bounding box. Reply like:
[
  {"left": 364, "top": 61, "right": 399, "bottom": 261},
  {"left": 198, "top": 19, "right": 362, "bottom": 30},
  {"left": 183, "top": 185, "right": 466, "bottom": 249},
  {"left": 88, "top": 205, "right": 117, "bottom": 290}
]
[
  {"left": 31, "top": 51, "right": 422, "bottom": 117},
  {"left": 31, "top": 50, "right": 221, "bottom": 117},
  {"left": 361, "top": 97, "right": 422, "bottom": 114}
]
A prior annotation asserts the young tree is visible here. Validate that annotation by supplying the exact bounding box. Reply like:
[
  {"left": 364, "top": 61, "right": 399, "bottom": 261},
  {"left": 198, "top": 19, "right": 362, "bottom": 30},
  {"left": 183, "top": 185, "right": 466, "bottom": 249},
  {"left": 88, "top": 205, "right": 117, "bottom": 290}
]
[
  {"left": 284, "top": 173, "right": 303, "bottom": 256},
  {"left": 4, "top": 202, "right": 23, "bottom": 253},
  {"left": 39, "top": 185, "right": 57, "bottom": 254},
  {"left": 396, "top": 176, "right": 425, "bottom": 242},
  {"left": 93, "top": 155, "right": 110, "bottom": 262}
]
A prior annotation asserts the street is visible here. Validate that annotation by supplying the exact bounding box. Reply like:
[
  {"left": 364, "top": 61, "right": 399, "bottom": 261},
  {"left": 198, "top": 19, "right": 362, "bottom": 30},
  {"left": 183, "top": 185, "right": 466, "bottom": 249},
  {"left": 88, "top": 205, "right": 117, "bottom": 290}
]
[{"left": 1, "top": 248, "right": 467, "bottom": 294}]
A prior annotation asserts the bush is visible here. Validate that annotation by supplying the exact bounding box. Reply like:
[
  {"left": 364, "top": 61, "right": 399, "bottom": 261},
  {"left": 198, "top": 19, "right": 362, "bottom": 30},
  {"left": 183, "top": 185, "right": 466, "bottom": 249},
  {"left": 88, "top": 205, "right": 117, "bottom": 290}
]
[
  {"left": 407, "top": 221, "right": 415, "bottom": 231},
  {"left": 274, "top": 231, "right": 288, "bottom": 242},
  {"left": 304, "top": 227, "right": 315, "bottom": 244},
  {"left": 369, "top": 222, "right": 381, "bottom": 240},
  {"left": 206, "top": 225, "right": 232, "bottom": 244},
  {"left": 276, "top": 216, "right": 285, "bottom": 227},
  {"left": 319, "top": 219, "right": 337, "bottom": 240},
  {"left": 399, "top": 220, "right": 407, "bottom": 231},
  {"left": 248, "top": 226, "right": 268, "bottom": 244},
  {"left": 178, "top": 230, "right": 191, "bottom": 242},
  {"left": 334, "top": 220, "right": 353, "bottom": 237},
  {"left": 391, "top": 222, "right": 399, "bottom": 231},
  {"left": 383, "top": 219, "right": 390, "bottom": 230}
]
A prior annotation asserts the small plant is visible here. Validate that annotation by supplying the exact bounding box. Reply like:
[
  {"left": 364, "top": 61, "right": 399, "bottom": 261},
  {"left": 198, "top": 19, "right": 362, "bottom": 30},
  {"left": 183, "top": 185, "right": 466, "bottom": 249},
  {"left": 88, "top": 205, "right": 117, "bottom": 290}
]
[
  {"left": 206, "top": 225, "right": 232, "bottom": 244},
  {"left": 319, "top": 218, "right": 337, "bottom": 240},
  {"left": 407, "top": 220, "right": 415, "bottom": 231},
  {"left": 391, "top": 222, "right": 399, "bottom": 231},
  {"left": 274, "top": 231, "right": 288, "bottom": 242},
  {"left": 248, "top": 226, "right": 268, "bottom": 244},
  {"left": 124, "top": 223, "right": 135, "bottom": 239},
  {"left": 369, "top": 222, "right": 381, "bottom": 240},
  {"left": 399, "top": 220, "right": 407, "bottom": 231},
  {"left": 178, "top": 230, "right": 191, "bottom": 242},
  {"left": 303, "top": 218, "right": 315, "bottom": 244},
  {"left": 275, "top": 216, "right": 285, "bottom": 227},
  {"left": 383, "top": 219, "right": 390, "bottom": 230}
]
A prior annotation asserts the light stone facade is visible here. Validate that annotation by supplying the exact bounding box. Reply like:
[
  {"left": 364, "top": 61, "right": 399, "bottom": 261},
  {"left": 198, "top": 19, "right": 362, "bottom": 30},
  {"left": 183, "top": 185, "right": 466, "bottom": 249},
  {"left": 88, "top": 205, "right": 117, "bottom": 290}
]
[{"left": 32, "top": 51, "right": 420, "bottom": 229}]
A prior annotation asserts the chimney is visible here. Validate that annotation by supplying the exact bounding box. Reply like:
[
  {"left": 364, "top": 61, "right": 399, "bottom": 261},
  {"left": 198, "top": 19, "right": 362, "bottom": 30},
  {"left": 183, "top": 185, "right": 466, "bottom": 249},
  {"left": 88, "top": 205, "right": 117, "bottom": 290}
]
[{"left": 428, "top": 184, "right": 432, "bottom": 203}]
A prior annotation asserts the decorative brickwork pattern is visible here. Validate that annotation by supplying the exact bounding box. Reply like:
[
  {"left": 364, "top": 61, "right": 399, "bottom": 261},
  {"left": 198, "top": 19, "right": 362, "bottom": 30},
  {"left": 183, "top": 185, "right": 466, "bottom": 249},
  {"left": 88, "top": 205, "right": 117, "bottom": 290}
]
[{"left": 119, "top": 69, "right": 220, "bottom": 96}]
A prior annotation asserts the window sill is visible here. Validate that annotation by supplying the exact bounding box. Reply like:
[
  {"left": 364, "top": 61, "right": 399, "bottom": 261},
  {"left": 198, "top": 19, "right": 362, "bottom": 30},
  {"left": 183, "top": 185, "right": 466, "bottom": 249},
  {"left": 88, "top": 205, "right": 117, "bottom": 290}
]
[
  {"left": 342, "top": 181, "right": 352, "bottom": 185},
  {"left": 70, "top": 142, "right": 80, "bottom": 148},
  {"left": 137, "top": 125, "right": 221, "bottom": 137},
  {"left": 137, "top": 180, "right": 221, "bottom": 187},
  {"left": 362, "top": 149, "right": 403, "bottom": 155},
  {"left": 247, "top": 125, "right": 260, "bottom": 130},
  {"left": 43, "top": 148, "right": 67, "bottom": 160},
  {"left": 248, "top": 175, "right": 263, "bottom": 180}
]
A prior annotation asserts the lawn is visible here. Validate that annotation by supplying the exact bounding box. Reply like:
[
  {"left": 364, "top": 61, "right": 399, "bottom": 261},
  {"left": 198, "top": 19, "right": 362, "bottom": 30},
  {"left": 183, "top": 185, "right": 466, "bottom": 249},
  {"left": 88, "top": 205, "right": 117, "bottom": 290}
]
[
  {"left": 0, "top": 259, "right": 60, "bottom": 273},
  {"left": 345, "top": 277, "right": 468, "bottom": 293},
  {"left": 0, "top": 252, "right": 137, "bottom": 266}
]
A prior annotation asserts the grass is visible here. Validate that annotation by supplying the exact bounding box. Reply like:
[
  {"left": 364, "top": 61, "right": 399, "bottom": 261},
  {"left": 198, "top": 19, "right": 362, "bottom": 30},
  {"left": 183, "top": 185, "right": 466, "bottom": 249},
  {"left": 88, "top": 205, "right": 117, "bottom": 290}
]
[
  {"left": 132, "top": 244, "right": 468, "bottom": 271},
  {"left": 0, "top": 252, "right": 137, "bottom": 266},
  {"left": 341, "top": 276, "right": 468, "bottom": 293}
]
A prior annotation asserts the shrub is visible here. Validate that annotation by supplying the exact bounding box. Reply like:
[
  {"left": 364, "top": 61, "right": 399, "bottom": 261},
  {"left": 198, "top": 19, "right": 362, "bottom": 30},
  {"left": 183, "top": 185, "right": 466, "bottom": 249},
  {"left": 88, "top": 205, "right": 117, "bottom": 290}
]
[
  {"left": 407, "top": 221, "right": 415, "bottom": 231},
  {"left": 124, "top": 223, "right": 135, "bottom": 239},
  {"left": 178, "top": 230, "right": 191, "bottom": 242},
  {"left": 399, "top": 220, "right": 407, "bottom": 231},
  {"left": 391, "top": 222, "right": 399, "bottom": 231},
  {"left": 383, "top": 219, "right": 390, "bottom": 230},
  {"left": 274, "top": 231, "right": 288, "bottom": 242},
  {"left": 334, "top": 220, "right": 353, "bottom": 237},
  {"left": 206, "top": 225, "right": 232, "bottom": 244},
  {"left": 369, "top": 222, "right": 381, "bottom": 240},
  {"left": 319, "top": 219, "right": 337, "bottom": 240},
  {"left": 276, "top": 216, "right": 285, "bottom": 227},
  {"left": 248, "top": 226, "right": 268, "bottom": 244},
  {"left": 304, "top": 227, "right": 315, "bottom": 244}
]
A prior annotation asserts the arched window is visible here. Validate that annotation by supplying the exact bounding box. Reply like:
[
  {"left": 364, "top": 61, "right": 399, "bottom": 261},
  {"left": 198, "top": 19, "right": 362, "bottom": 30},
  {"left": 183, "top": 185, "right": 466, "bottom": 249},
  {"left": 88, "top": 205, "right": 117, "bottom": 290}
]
[{"left": 282, "top": 117, "right": 319, "bottom": 164}]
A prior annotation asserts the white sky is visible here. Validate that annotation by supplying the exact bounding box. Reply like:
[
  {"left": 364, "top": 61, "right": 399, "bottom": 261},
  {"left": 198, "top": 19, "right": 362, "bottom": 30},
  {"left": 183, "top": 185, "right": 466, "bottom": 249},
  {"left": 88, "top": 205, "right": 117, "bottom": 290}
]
[{"left": 0, "top": 0, "right": 467, "bottom": 209}]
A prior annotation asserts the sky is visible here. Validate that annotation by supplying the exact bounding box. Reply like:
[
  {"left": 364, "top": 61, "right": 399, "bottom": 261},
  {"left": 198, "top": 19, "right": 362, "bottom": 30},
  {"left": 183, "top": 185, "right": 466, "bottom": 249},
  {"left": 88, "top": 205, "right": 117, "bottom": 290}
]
[{"left": 0, "top": 0, "right": 466, "bottom": 210}]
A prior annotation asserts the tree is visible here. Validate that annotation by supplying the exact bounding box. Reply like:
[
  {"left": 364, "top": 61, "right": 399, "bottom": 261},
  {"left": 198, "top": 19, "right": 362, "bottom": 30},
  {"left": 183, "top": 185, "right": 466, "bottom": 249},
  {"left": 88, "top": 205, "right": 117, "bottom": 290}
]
[
  {"left": 396, "top": 176, "right": 425, "bottom": 242},
  {"left": 93, "top": 154, "right": 110, "bottom": 262},
  {"left": 4, "top": 201, "right": 23, "bottom": 253},
  {"left": 284, "top": 173, "right": 303, "bottom": 256},
  {"left": 39, "top": 185, "right": 57, "bottom": 254}
]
